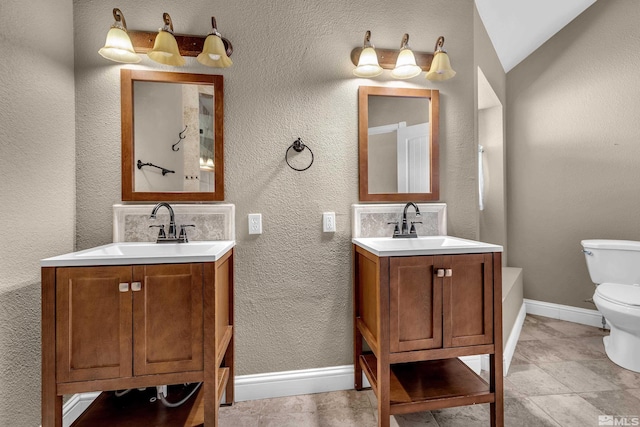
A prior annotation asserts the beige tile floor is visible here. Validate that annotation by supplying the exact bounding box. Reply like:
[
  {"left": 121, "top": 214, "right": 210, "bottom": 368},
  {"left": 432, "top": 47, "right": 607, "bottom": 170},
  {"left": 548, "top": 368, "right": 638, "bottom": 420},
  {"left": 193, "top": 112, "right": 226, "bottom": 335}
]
[{"left": 219, "top": 315, "right": 640, "bottom": 426}]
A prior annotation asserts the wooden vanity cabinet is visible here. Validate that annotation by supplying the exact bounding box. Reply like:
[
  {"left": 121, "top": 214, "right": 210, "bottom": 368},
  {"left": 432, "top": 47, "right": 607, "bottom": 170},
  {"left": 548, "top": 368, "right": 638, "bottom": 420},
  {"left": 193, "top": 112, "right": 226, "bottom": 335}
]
[
  {"left": 354, "top": 245, "right": 503, "bottom": 427},
  {"left": 55, "top": 264, "right": 203, "bottom": 383},
  {"left": 42, "top": 250, "right": 234, "bottom": 427},
  {"left": 389, "top": 254, "right": 494, "bottom": 352}
]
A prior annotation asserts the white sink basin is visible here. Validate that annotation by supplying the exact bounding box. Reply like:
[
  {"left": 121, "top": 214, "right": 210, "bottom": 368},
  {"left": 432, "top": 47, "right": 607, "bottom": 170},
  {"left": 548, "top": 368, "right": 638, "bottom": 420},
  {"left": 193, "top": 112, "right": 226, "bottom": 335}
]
[
  {"left": 352, "top": 236, "right": 502, "bottom": 256},
  {"left": 41, "top": 241, "right": 235, "bottom": 267}
]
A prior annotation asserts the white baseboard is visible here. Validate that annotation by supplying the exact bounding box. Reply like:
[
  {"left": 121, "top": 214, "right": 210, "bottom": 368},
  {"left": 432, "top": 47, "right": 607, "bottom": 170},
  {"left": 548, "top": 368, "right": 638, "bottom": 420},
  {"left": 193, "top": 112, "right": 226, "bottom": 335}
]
[
  {"left": 459, "top": 355, "right": 482, "bottom": 374},
  {"left": 62, "top": 392, "right": 100, "bottom": 427},
  {"left": 503, "top": 302, "right": 526, "bottom": 376},
  {"left": 234, "top": 364, "right": 366, "bottom": 402},
  {"left": 524, "top": 298, "right": 608, "bottom": 329}
]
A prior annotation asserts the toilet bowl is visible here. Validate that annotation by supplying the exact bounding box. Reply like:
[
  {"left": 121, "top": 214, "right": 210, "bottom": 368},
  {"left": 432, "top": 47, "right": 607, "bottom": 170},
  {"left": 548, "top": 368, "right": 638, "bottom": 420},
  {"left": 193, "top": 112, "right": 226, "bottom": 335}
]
[
  {"left": 593, "top": 283, "right": 640, "bottom": 371},
  {"left": 582, "top": 239, "right": 640, "bottom": 372}
]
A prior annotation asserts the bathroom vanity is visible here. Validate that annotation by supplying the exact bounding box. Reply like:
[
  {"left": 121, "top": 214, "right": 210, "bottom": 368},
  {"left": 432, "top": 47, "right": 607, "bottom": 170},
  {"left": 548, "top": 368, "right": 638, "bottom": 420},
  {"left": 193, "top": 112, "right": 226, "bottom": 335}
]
[
  {"left": 41, "top": 241, "right": 235, "bottom": 427},
  {"left": 352, "top": 236, "right": 504, "bottom": 427}
]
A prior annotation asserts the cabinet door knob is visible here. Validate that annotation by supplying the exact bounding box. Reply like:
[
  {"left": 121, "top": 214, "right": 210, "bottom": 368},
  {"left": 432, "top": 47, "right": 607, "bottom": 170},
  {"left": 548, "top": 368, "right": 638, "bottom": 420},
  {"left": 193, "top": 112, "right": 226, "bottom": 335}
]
[
  {"left": 131, "top": 282, "right": 142, "bottom": 292},
  {"left": 445, "top": 269, "right": 453, "bottom": 277},
  {"left": 119, "top": 283, "right": 130, "bottom": 292},
  {"left": 436, "top": 269, "right": 445, "bottom": 278}
]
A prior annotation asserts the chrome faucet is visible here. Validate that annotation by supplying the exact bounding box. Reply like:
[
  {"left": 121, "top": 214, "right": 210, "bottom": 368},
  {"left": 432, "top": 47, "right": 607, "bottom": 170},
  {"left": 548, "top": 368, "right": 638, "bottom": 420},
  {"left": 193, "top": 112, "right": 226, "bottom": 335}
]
[
  {"left": 149, "top": 202, "right": 195, "bottom": 243},
  {"left": 150, "top": 202, "right": 177, "bottom": 240},
  {"left": 389, "top": 202, "right": 422, "bottom": 238}
]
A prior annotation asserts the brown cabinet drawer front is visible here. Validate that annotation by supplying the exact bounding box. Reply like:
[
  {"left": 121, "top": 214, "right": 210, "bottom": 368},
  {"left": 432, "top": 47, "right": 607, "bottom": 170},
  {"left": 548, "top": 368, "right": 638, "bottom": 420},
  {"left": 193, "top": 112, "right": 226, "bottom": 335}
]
[
  {"left": 56, "top": 266, "right": 133, "bottom": 383},
  {"left": 390, "top": 257, "right": 442, "bottom": 352}
]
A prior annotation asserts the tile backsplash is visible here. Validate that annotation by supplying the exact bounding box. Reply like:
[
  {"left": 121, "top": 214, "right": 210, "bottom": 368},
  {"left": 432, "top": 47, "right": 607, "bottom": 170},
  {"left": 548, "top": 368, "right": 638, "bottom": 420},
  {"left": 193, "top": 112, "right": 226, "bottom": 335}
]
[
  {"left": 352, "top": 203, "right": 447, "bottom": 238},
  {"left": 113, "top": 204, "right": 235, "bottom": 242}
]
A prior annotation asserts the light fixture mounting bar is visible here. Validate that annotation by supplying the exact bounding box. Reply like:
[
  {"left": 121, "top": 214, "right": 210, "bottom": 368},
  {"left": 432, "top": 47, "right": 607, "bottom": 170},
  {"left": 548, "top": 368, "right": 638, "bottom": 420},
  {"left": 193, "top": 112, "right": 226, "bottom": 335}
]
[
  {"left": 350, "top": 47, "right": 433, "bottom": 72},
  {"left": 128, "top": 30, "right": 233, "bottom": 58}
]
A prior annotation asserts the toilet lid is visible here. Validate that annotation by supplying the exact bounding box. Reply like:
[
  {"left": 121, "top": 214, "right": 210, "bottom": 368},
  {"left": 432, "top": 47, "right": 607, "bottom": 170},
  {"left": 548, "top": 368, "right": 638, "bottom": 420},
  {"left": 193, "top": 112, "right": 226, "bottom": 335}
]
[{"left": 596, "top": 283, "right": 640, "bottom": 306}]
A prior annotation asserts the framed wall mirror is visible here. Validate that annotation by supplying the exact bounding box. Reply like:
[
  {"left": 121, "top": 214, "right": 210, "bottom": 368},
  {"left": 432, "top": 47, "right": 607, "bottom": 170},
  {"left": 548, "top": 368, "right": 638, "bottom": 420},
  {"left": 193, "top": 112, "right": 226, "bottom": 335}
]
[
  {"left": 358, "top": 86, "right": 439, "bottom": 202},
  {"left": 121, "top": 69, "right": 224, "bottom": 201}
]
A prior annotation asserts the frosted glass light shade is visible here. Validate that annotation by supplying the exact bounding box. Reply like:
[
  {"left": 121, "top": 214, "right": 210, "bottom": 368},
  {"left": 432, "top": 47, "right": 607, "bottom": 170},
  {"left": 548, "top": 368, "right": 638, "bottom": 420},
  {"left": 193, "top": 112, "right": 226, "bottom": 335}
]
[
  {"left": 98, "top": 27, "right": 140, "bottom": 63},
  {"left": 148, "top": 30, "right": 185, "bottom": 66},
  {"left": 197, "top": 34, "right": 233, "bottom": 68},
  {"left": 353, "top": 47, "right": 383, "bottom": 77},
  {"left": 426, "top": 51, "right": 456, "bottom": 81},
  {"left": 391, "top": 48, "right": 421, "bottom": 79}
]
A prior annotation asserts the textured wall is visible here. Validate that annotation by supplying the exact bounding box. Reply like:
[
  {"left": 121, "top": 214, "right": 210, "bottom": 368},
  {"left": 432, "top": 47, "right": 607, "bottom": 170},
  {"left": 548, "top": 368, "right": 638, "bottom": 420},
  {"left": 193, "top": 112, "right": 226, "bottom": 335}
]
[
  {"left": 473, "top": 7, "right": 506, "bottom": 104},
  {"left": 0, "top": 0, "right": 76, "bottom": 424},
  {"left": 474, "top": 5, "right": 508, "bottom": 262},
  {"left": 507, "top": 0, "right": 640, "bottom": 308},
  {"left": 73, "top": 0, "right": 476, "bottom": 376}
]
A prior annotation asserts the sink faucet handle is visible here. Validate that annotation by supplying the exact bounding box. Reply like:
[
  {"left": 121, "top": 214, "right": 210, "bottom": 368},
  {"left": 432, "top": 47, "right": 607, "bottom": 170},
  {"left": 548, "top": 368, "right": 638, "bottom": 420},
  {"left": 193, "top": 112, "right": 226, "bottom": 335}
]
[
  {"left": 409, "top": 221, "right": 422, "bottom": 235},
  {"left": 149, "top": 224, "right": 166, "bottom": 238},
  {"left": 179, "top": 224, "right": 196, "bottom": 242},
  {"left": 387, "top": 221, "right": 400, "bottom": 236}
]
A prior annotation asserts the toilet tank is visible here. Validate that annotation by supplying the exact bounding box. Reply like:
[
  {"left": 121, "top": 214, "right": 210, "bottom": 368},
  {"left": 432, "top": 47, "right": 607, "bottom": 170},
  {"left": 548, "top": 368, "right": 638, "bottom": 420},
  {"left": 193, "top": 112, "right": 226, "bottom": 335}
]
[{"left": 582, "top": 239, "right": 640, "bottom": 285}]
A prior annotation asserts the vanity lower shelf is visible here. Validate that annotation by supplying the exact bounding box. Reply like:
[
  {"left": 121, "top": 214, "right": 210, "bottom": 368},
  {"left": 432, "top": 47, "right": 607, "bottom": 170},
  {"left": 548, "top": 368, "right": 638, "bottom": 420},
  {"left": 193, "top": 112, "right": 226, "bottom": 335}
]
[
  {"left": 71, "top": 368, "right": 229, "bottom": 427},
  {"left": 360, "top": 354, "right": 494, "bottom": 415}
]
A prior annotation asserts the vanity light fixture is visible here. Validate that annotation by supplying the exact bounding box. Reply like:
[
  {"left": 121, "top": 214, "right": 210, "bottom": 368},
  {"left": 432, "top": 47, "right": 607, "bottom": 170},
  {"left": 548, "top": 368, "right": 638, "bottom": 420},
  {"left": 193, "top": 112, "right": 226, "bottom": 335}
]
[
  {"left": 391, "top": 34, "right": 422, "bottom": 79},
  {"left": 147, "top": 13, "right": 186, "bottom": 66},
  {"left": 99, "top": 10, "right": 235, "bottom": 66},
  {"left": 353, "top": 31, "right": 383, "bottom": 78},
  {"left": 350, "top": 33, "right": 455, "bottom": 81},
  {"left": 426, "top": 36, "right": 456, "bottom": 81},
  {"left": 197, "top": 17, "right": 233, "bottom": 68},
  {"left": 98, "top": 8, "right": 141, "bottom": 63}
]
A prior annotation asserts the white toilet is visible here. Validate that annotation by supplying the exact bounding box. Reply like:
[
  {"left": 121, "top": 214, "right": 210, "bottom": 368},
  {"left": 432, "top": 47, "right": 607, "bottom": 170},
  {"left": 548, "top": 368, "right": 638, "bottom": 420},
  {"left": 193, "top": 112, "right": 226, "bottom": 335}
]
[{"left": 582, "top": 239, "right": 640, "bottom": 372}]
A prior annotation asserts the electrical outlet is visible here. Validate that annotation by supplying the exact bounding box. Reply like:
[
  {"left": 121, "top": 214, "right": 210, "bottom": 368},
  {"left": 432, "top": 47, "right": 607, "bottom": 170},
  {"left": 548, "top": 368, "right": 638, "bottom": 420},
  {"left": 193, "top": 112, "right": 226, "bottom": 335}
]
[
  {"left": 323, "top": 212, "right": 336, "bottom": 232},
  {"left": 248, "top": 213, "right": 262, "bottom": 234}
]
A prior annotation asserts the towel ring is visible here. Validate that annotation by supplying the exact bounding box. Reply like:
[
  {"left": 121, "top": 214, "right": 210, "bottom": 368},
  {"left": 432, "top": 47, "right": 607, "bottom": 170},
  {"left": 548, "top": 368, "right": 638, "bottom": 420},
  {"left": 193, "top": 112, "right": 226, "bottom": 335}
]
[{"left": 285, "top": 138, "right": 314, "bottom": 172}]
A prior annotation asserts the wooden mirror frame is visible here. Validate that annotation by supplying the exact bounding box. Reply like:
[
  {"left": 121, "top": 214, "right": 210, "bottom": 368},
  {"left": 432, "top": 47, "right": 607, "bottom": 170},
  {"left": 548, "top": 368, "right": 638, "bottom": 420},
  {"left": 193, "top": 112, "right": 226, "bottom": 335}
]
[
  {"left": 121, "top": 69, "right": 224, "bottom": 201},
  {"left": 358, "top": 86, "right": 439, "bottom": 202}
]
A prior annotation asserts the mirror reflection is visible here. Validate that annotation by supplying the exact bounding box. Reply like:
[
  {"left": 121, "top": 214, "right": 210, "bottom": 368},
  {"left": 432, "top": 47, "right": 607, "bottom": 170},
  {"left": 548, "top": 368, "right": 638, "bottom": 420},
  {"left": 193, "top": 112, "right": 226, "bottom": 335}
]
[
  {"left": 368, "top": 96, "right": 431, "bottom": 194},
  {"left": 358, "top": 86, "right": 439, "bottom": 202},
  {"left": 121, "top": 70, "right": 224, "bottom": 202},
  {"left": 134, "top": 81, "right": 215, "bottom": 192}
]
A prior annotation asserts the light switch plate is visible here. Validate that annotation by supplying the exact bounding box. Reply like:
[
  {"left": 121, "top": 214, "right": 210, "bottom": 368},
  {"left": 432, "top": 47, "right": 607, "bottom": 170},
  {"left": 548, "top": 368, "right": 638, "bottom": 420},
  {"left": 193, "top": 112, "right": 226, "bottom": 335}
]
[{"left": 248, "top": 213, "right": 262, "bottom": 234}]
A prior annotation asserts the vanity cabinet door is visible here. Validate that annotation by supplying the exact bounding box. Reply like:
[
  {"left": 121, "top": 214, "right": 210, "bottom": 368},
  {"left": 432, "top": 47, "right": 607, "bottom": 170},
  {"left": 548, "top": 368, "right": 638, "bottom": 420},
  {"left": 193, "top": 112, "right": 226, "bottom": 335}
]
[
  {"left": 389, "top": 257, "right": 442, "bottom": 352},
  {"left": 56, "top": 266, "right": 133, "bottom": 383},
  {"left": 388, "top": 254, "right": 494, "bottom": 353},
  {"left": 132, "top": 263, "right": 204, "bottom": 376},
  {"left": 442, "top": 254, "right": 494, "bottom": 348}
]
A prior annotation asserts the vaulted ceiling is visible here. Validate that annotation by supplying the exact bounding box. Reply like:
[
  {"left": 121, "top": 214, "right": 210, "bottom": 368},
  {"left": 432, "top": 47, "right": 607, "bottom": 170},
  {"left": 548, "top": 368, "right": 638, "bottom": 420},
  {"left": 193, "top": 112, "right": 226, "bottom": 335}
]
[{"left": 475, "top": 0, "right": 596, "bottom": 72}]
